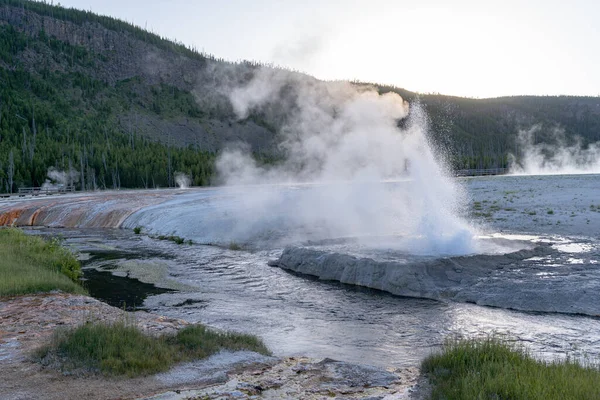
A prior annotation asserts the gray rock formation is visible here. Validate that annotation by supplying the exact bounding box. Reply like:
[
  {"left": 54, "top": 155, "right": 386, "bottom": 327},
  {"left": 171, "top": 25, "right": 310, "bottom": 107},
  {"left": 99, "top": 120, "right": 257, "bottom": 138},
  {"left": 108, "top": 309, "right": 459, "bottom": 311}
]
[
  {"left": 273, "top": 245, "right": 600, "bottom": 316},
  {"left": 148, "top": 356, "right": 418, "bottom": 400}
]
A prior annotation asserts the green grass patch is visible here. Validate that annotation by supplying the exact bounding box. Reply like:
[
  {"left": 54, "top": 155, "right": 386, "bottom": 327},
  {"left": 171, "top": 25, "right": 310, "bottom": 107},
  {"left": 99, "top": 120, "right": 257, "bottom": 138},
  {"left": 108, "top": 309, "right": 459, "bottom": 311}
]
[
  {"left": 174, "top": 324, "right": 270, "bottom": 358},
  {"left": 37, "top": 321, "right": 271, "bottom": 377},
  {"left": 0, "top": 228, "right": 86, "bottom": 297},
  {"left": 422, "top": 337, "right": 600, "bottom": 400},
  {"left": 156, "top": 235, "right": 186, "bottom": 245},
  {"left": 547, "top": 209, "right": 555, "bottom": 215},
  {"left": 228, "top": 241, "right": 243, "bottom": 251}
]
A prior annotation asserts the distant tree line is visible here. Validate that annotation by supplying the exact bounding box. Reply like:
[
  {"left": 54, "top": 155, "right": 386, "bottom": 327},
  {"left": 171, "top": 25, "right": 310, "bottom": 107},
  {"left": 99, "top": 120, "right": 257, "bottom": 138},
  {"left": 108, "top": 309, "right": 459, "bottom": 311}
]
[{"left": 375, "top": 84, "right": 600, "bottom": 169}]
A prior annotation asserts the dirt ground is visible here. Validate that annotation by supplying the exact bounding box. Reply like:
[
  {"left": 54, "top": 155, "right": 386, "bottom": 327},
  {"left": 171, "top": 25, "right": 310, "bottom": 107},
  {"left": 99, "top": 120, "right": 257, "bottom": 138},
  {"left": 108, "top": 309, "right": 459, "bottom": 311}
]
[
  {"left": 0, "top": 293, "right": 425, "bottom": 400},
  {"left": 0, "top": 293, "right": 200, "bottom": 400}
]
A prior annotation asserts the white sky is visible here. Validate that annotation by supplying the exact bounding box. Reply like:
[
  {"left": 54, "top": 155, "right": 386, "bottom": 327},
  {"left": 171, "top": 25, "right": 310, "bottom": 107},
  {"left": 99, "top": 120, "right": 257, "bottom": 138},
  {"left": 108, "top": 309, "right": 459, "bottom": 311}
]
[{"left": 55, "top": 0, "right": 600, "bottom": 98}]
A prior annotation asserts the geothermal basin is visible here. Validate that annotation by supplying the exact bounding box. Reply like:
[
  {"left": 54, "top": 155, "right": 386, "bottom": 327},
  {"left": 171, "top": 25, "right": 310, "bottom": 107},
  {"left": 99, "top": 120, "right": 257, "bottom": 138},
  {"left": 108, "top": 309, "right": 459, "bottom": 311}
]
[{"left": 2, "top": 174, "right": 600, "bottom": 368}]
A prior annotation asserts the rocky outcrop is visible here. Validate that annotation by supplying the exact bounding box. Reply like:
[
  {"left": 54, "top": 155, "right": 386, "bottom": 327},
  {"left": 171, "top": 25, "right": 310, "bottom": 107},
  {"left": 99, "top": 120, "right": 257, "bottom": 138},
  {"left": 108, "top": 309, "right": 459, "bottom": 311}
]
[
  {"left": 272, "top": 245, "right": 600, "bottom": 316},
  {"left": 272, "top": 246, "right": 548, "bottom": 301},
  {"left": 0, "top": 5, "right": 206, "bottom": 87},
  {"left": 149, "top": 356, "right": 420, "bottom": 400}
]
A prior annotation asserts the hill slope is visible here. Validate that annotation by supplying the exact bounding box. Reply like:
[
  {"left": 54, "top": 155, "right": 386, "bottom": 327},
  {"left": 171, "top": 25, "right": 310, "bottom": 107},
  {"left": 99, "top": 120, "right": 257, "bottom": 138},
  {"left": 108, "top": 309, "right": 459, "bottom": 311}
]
[{"left": 0, "top": 0, "right": 598, "bottom": 191}]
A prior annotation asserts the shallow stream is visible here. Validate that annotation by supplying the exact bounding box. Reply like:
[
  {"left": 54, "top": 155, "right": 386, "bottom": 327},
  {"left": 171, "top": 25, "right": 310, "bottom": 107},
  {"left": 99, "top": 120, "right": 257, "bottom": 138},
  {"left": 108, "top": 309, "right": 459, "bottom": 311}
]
[{"left": 29, "top": 174, "right": 600, "bottom": 368}]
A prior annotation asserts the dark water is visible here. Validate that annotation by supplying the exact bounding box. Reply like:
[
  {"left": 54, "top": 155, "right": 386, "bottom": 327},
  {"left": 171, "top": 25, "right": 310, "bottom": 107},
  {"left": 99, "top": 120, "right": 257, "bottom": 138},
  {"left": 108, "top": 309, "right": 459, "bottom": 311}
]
[
  {"left": 35, "top": 227, "right": 600, "bottom": 369},
  {"left": 82, "top": 268, "right": 172, "bottom": 310}
]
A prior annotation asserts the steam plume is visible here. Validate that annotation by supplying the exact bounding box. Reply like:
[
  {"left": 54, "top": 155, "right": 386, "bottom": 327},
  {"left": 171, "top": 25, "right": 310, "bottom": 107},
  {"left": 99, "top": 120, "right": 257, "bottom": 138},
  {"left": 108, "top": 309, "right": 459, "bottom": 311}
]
[
  {"left": 42, "top": 167, "right": 79, "bottom": 189},
  {"left": 509, "top": 125, "right": 600, "bottom": 175},
  {"left": 214, "top": 68, "right": 476, "bottom": 255},
  {"left": 175, "top": 172, "right": 191, "bottom": 189}
]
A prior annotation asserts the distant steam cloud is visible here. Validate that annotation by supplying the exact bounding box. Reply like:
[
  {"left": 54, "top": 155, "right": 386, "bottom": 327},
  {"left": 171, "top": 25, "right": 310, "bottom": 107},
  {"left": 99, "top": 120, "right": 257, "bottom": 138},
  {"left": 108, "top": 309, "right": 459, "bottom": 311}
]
[
  {"left": 42, "top": 167, "right": 79, "bottom": 189},
  {"left": 214, "top": 68, "right": 476, "bottom": 256},
  {"left": 175, "top": 172, "right": 191, "bottom": 189},
  {"left": 509, "top": 125, "right": 600, "bottom": 175},
  {"left": 270, "top": 21, "right": 329, "bottom": 73}
]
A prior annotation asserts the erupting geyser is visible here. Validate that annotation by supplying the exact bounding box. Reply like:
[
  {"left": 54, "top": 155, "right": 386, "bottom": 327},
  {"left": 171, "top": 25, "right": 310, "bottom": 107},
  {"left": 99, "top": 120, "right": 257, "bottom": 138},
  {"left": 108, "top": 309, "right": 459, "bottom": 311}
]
[
  {"left": 175, "top": 172, "right": 192, "bottom": 189},
  {"left": 215, "top": 68, "right": 476, "bottom": 255}
]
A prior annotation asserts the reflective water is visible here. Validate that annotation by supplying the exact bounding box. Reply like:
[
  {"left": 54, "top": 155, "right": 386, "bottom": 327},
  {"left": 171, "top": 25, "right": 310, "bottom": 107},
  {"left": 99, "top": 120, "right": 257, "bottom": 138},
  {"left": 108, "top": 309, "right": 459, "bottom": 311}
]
[
  {"left": 31, "top": 174, "right": 600, "bottom": 368},
  {"left": 46, "top": 225, "right": 600, "bottom": 369}
]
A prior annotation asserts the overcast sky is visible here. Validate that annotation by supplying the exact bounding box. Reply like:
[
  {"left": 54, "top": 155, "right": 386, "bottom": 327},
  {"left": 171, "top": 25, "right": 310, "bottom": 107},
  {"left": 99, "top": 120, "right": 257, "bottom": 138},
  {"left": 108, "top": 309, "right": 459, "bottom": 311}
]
[{"left": 55, "top": 0, "right": 600, "bottom": 98}]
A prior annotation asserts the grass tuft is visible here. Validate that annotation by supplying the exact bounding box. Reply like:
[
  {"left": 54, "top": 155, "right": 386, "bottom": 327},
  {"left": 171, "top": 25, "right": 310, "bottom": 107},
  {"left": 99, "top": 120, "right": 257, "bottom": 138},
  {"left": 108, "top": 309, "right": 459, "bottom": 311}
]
[
  {"left": 156, "top": 235, "right": 186, "bottom": 245},
  {"left": 422, "top": 337, "right": 600, "bottom": 400},
  {"left": 228, "top": 241, "right": 243, "bottom": 251},
  {"left": 0, "top": 228, "right": 86, "bottom": 297},
  {"left": 37, "top": 321, "right": 271, "bottom": 377},
  {"left": 39, "top": 322, "right": 174, "bottom": 376},
  {"left": 172, "top": 324, "right": 271, "bottom": 358}
]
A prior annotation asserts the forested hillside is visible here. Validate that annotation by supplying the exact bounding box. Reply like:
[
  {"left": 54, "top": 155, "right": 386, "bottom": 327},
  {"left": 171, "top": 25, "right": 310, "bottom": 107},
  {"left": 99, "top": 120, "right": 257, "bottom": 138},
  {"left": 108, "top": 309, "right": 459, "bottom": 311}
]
[
  {"left": 416, "top": 92, "right": 600, "bottom": 169},
  {"left": 0, "top": 0, "right": 275, "bottom": 191},
  {"left": 0, "top": 0, "right": 598, "bottom": 192}
]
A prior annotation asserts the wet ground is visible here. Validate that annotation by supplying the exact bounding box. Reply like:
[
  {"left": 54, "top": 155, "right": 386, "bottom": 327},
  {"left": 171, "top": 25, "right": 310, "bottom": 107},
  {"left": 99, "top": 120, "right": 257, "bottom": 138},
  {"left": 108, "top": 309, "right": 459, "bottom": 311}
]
[
  {"left": 33, "top": 225, "right": 600, "bottom": 370},
  {"left": 20, "top": 174, "right": 600, "bottom": 369}
]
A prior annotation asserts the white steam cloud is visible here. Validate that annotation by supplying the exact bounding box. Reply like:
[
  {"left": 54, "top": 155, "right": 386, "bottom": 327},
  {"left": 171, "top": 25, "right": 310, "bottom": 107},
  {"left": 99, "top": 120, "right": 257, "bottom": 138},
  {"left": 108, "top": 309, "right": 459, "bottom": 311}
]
[
  {"left": 509, "top": 125, "right": 600, "bottom": 175},
  {"left": 175, "top": 172, "right": 192, "bottom": 189},
  {"left": 42, "top": 167, "right": 79, "bottom": 189},
  {"left": 215, "top": 68, "right": 476, "bottom": 255}
]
